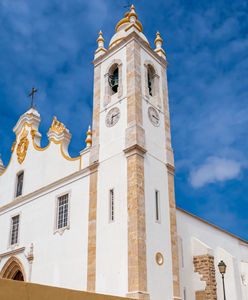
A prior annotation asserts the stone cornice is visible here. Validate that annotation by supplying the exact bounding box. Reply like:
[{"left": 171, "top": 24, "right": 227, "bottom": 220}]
[
  {"left": 123, "top": 144, "right": 147, "bottom": 158},
  {"left": 93, "top": 31, "right": 167, "bottom": 69},
  {"left": 166, "top": 163, "right": 175, "bottom": 175},
  {"left": 0, "top": 247, "right": 25, "bottom": 259},
  {"left": 89, "top": 161, "right": 99, "bottom": 172},
  {"left": 0, "top": 166, "right": 92, "bottom": 214}
]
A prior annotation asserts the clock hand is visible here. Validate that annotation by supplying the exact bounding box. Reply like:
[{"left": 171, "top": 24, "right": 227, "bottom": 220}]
[{"left": 152, "top": 114, "right": 159, "bottom": 121}]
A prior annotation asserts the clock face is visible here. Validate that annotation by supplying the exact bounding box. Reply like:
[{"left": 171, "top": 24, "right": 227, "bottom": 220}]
[
  {"left": 148, "top": 106, "right": 160, "bottom": 127},
  {"left": 105, "top": 107, "right": 120, "bottom": 127}
]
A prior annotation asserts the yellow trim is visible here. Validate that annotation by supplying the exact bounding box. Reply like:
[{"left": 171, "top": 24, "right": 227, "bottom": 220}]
[
  {"left": 109, "top": 33, "right": 149, "bottom": 49},
  {"left": 115, "top": 17, "right": 129, "bottom": 32},
  {"left": 11, "top": 141, "right": 16, "bottom": 153},
  {"left": 95, "top": 47, "right": 107, "bottom": 54},
  {"left": 32, "top": 137, "right": 80, "bottom": 161},
  {"left": 0, "top": 154, "right": 13, "bottom": 177},
  {"left": 32, "top": 139, "right": 50, "bottom": 152},
  {"left": 125, "top": 22, "right": 142, "bottom": 33},
  {"left": 109, "top": 37, "right": 125, "bottom": 49},
  {"left": 0, "top": 121, "right": 80, "bottom": 178}
]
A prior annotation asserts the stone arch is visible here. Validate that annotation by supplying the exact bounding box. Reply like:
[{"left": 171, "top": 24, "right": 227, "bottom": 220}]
[
  {"left": 0, "top": 256, "right": 26, "bottom": 281},
  {"left": 104, "top": 59, "right": 123, "bottom": 106},
  {"left": 144, "top": 60, "right": 161, "bottom": 107}
]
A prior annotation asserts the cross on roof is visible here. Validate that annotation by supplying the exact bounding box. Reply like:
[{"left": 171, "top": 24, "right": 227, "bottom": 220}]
[{"left": 28, "top": 87, "right": 38, "bottom": 109}]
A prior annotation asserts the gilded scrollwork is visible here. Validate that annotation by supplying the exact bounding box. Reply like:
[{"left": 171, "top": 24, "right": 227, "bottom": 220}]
[
  {"left": 11, "top": 141, "right": 17, "bottom": 153},
  {"left": 50, "top": 116, "right": 65, "bottom": 134},
  {"left": 17, "top": 128, "right": 29, "bottom": 164}
]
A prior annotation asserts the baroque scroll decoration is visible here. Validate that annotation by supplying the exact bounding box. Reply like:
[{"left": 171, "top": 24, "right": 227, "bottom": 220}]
[
  {"left": 50, "top": 116, "right": 65, "bottom": 134},
  {"left": 17, "top": 128, "right": 29, "bottom": 164}
]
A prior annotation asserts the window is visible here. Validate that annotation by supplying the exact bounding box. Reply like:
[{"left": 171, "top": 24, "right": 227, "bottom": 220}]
[
  {"left": 183, "top": 287, "right": 187, "bottom": 300},
  {"left": 109, "top": 189, "right": 115, "bottom": 222},
  {"left": 16, "top": 171, "right": 24, "bottom": 197},
  {"left": 57, "top": 194, "right": 69, "bottom": 229},
  {"left": 147, "top": 65, "right": 155, "bottom": 96},
  {"left": 108, "top": 65, "right": 119, "bottom": 94},
  {"left": 155, "top": 190, "right": 161, "bottom": 222},
  {"left": 10, "top": 215, "right": 20, "bottom": 245}
]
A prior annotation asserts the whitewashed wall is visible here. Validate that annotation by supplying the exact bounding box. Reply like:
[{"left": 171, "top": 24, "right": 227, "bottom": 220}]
[
  {"left": 177, "top": 208, "right": 248, "bottom": 300},
  {"left": 95, "top": 46, "right": 128, "bottom": 296},
  {"left": 0, "top": 172, "right": 90, "bottom": 290},
  {"left": 141, "top": 46, "right": 174, "bottom": 300}
]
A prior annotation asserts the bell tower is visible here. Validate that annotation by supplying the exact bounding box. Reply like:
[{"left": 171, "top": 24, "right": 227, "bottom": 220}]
[{"left": 87, "top": 5, "right": 181, "bottom": 300}]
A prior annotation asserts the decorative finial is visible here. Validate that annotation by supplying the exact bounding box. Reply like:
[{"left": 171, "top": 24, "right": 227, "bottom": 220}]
[
  {"left": 28, "top": 87, "right": 38, "bottom": 109},
  {"left": 129, "top": 4, "right": 138, "bottom": 23},
  {"left": 95, "top": 30, "right": 107, "bottom": 59},
  {"left": 155, "top": 31, "right": 163, "bottom": 48},
  {"left": 85, "top": 125, "right": 92, "bottom": 148},
  {"left": 97, "top": 30, "right": 105, "bottom": 47},
  {"left": 26, "top": 243, "right": 34, "bottom": 263},
  {"left": 154, "top": 31, "right": 166, "bottom": 59}
]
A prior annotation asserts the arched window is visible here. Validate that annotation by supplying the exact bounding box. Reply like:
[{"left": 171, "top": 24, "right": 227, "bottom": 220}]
[
  {"left": 104, "top": 60, "right": 123, "bottom": 107},
  {"left": 108, "top": 64, "right": 119, "bottom": 94},
  {"left": 147, "top": 65, "right": 155, "bottom": 96},
  {"left": 16, "top": 171, "right": 24, "bottom": 197}
]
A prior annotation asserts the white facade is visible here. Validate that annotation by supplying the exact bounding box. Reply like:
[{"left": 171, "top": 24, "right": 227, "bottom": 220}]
[
  {"left": 177, "top": 209, "right": 248, "bottom": 300},
  {"left": 0, "top": 5, "right": 247, "bottom": 300}
]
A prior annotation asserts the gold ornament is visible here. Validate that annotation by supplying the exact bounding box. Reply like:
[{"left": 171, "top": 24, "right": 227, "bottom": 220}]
[
  {"left": 50, "top": 116, "right": 65, "bottom": 134},
  {"left": 11, "top": 141, "right": 17, "bottom": 153},
  {"left": 17, "top": 128, "right": 29, "bottom": 164}
]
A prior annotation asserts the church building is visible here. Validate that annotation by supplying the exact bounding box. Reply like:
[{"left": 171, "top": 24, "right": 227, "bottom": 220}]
[{"left": 0, "top": 5, "right": 247, "bottom": 300}]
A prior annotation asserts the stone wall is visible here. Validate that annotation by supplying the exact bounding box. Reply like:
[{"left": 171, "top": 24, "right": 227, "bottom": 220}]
[{"left": 193, "top": 255, "right": 217, "bottom": 300}]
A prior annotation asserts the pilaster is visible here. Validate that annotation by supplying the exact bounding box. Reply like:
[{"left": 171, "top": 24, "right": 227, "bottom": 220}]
[
  {"left": 125, "top": 39, "right": 149, "bottom": 300},
  {"left": 87, "top": 64, "right": 101, "bottom": 291},
  {"left": 163, "top": 68, "right": 181, "bottom": 299}
]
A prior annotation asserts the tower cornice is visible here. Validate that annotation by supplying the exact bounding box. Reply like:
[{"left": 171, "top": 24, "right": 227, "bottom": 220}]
[{"left": 93, "top": 31, "right": 167, "bottom": 69}]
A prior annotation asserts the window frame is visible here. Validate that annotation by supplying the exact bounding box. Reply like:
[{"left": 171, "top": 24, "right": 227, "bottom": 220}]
[
  {"left": 15, "top": 170, "right": 24, "bottom": 198},
  {"left": 9, "top": 213, "right": 21, "bottom": 248},
  {"left": 109, "top": 65, "right": 119, "bottom": 95},
  {"left": 54, "top": 191, "right": 71, "bottom": 235},
  {"left": 109, "top": 188, "right": 115, "bottom": 223},
  {"left": 103, "top": 60, "right": 123, "bottom": 107},
  {"left": 155, "top": 189, "right": 161, "bottom": 223}
]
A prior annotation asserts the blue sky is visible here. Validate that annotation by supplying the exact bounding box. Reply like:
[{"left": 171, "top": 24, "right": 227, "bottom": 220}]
[{"left": 0, "top": 0, "right": 247, "bottom": 240}]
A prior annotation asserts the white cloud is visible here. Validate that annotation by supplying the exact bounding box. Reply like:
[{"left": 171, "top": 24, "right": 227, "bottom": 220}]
[{"left": 190, "top": 157, "right": 242, "bottom": 188}]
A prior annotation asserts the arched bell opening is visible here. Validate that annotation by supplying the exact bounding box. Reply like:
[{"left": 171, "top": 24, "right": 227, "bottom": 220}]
[
  {"left": 147, "top": 65, "right": 156, "bottom": 97},
  {"left": 0, "top": 256, "right": 26, "bottom": 281},
  {"left": 108, "top": 64, "right": 119, "bottom": 95}
]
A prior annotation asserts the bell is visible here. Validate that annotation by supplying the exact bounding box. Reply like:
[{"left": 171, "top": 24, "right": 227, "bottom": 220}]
[{"left": 108, "top": 68, "right": 119, "bottom": 93}]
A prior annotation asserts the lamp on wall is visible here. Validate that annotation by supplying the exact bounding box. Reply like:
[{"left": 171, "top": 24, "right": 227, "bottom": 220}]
[{"left": 218, "top": 260, "right": 227, "bottom": 300}]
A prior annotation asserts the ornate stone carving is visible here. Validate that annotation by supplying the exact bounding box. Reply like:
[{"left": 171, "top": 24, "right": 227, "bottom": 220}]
[
  {"left": 16, "top": 128, "right": 29, "bottom": 164},
  {"left": 50, "top": 117, "right": 65, "bottom": 134}
]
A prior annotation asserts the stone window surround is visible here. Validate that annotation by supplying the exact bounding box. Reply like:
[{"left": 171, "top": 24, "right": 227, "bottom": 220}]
[
  {"left": 54, "top": 191, "right": 71, "bottom": 235},
  {"left": 144, "top": 60, "right": 161, "bottom": 108},
  {"left": 109, "top": 188, "right": 115, "bottom": 223},
  {"left": 15, "top": 170, "right": 25, "bottom": 199},
  {"left": 154, "top": 189, "right": 161, "bottom": 223},
  {"left": 8, "top": 212, "right": 21, "bottom": 249},
  {"left": 104, "top": 59, "right": 123, "bottom": 107}
]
